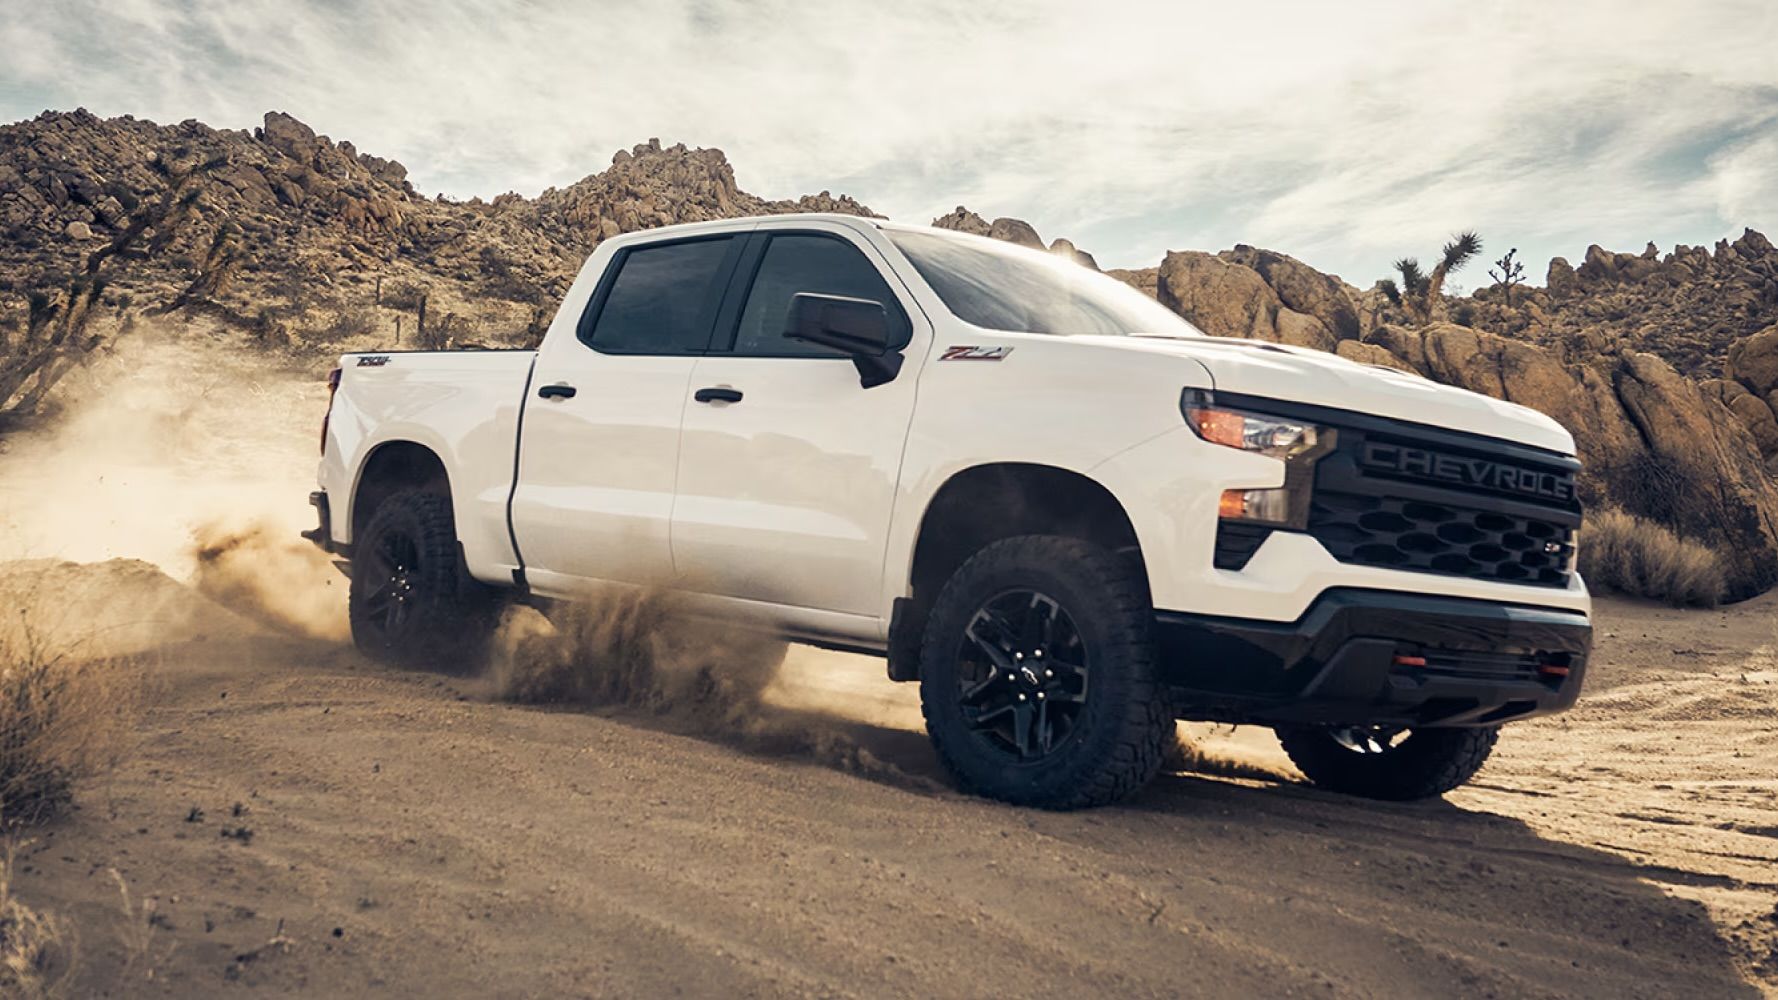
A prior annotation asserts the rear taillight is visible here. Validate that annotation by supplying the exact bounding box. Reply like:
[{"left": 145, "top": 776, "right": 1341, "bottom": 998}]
[{"left": 320, "top": 366, "right": 342, "bottom": 455}]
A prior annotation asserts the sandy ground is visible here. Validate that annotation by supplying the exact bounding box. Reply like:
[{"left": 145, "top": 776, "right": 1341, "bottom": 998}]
[
  {"left": 2, "top": 334, "right": 1774, "bottom": 997},
  {"left": 0, "top": 557, "right": 1772, "bottom": 999}
]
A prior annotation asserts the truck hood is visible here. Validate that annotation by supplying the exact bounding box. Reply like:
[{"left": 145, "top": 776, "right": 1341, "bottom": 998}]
[{"left": 1072, "top": 335, "right": 1576, "bottom": 456}]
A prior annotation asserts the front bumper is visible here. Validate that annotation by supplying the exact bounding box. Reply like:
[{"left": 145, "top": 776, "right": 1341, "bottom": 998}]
[{"left": 1155, "top": 588, "right": 1590, "bottom": 728}]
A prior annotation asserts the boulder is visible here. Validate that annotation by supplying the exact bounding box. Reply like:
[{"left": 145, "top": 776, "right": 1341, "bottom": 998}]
[
  {"left": 1221, "top": 245, "right": 1360, "bottom": 341},
  {"left": 1106, "top": 266, "right": 1158, "bottom": 298},
  {"left": 931, "top": 206, "right": 991, "bottom": 237},
  {"left": 262, "top": 111, "right": 321, "bottom": 163},
  {"left": 986, "top": 217, "right": 1043, "bottom": 249},
  {"left": 1726, "top": 323, "right": 1778, "bottom": 395},
  {"left": 1335, "top": 340, "right": 1417, "bottom": 372},
  {"left": 1154, "top": 251, "right": 1282, "bottom": 342},
  {"left": 1611, "top": 352, "right": 1778, "bottom": 597},
  {"left": 1704, "top": 377, "right": 1778, "bottom": 454},
  {"left": 1275, "top": 308, "right": 1337, "bottom": 352},
  {"left": 1546, "top": 256, "right": 1579, "bottom": 296},
  {"left": 1048, "top": 237, "right": 1098, "bottom": 270},
  {"left": 1729, "top": 393, "right": 1778, "bottom": 455},
  {"left": 62, "top": 219, "right": 92, "bottom": 240}
]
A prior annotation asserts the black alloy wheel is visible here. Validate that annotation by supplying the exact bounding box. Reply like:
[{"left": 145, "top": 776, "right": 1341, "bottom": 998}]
[
  {"left": 955, "top": 590, "right": 1090, "bottom": 761},
  {"left": 358, "top": 524, "right": 424, "bottom": 637}
]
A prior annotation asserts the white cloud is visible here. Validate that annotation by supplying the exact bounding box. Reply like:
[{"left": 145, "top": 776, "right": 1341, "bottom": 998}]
[{"left": 2, "top": 0, "right": 1774, "bottom": 278}]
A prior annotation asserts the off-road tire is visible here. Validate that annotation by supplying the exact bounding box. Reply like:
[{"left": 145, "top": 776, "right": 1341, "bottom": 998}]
[
  {"left": 349, "top": 489, "right": 499, "bottom": 670},
  {"left": 918, "top": 535, "right": 1170, "bottom": 809},
  {"left": 1275, "top": 725, "right": 1500, "bottom": 801}
]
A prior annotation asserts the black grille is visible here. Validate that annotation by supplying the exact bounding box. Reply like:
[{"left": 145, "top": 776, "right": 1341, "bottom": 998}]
[{"left": 1309, "top": 491, "right": 1574, "bottom": 587}]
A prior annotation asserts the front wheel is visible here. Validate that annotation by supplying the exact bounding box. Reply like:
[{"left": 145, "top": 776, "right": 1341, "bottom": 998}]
[
  {"left": 349, "top": 489, "right": 498, "bottom": 670},
  {"left": 1274, "top": 724, "right": 1499, "bottom": 800},
  {"left": 918, "top": 535, "right": 1170, "bottom": 809}
]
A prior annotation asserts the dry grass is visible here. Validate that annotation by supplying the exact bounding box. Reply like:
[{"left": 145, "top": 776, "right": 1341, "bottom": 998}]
[
  {"left": 0, "top": 839, "right": 71, "bottom": 998},
  {"left": 1580, "top": 508, "right": 1728, "bottom": 607},
  {"left": 0, "top": 619, "right": 140, "bottom": 822}
]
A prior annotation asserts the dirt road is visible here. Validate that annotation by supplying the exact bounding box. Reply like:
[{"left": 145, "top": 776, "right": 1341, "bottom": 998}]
[{"left": 8, "top": 559, "right": 1775, "bottom": 998}]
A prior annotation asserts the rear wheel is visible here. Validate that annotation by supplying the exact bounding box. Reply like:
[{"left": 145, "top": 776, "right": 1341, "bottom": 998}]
[
  {"left": 1274, "top": 724, "right": 1499, "bottom": 800},
  {"left": 349, "top": 489, "right": 498, "bottom": 670},
  {"left": 918, "top": 536, "right": 1170, "bottom": 809}
]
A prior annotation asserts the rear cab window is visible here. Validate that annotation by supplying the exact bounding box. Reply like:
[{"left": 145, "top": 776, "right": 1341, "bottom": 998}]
[{"left": 579, "top": 235, "right": 740, "bottom": 354}]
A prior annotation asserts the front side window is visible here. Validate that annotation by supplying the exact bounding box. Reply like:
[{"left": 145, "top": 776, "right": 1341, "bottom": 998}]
[
  {"left": 888, "top": 229, "right": 1201, "bottom": 338},
  {"left": 584, "top": 237, "right": 735, "bottom": 354},
  {"left": 729, "top": 234, "right": 908, "bottom": 356}
]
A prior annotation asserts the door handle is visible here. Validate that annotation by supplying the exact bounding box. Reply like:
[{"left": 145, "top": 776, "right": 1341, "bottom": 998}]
[
  {"left": 538, "top": 383, "right": 577, "bottom": 400},
  {"left": 693, "top": 387, "right": 743, "bottom": 404}
]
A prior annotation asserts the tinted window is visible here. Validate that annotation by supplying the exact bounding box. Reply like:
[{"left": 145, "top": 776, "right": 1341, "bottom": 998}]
[
  {"left": 730, "top": 234, "right": 906, "bottom": 356},
  {"left": 585, "top": 237, "right": 734, "bottom": 353},
  {"left": 888, "top": 229, "right": 1200, "bottom": 337}
]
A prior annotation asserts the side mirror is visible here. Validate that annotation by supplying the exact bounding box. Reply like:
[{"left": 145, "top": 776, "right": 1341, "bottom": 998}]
[{"left": 784, "top": 293, "right": 903, "bottom": 388}]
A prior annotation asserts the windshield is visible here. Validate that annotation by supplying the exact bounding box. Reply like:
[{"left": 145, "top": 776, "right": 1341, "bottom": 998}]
[{"left": 887, "top": 229, "right": 1202, "bottom": 338}]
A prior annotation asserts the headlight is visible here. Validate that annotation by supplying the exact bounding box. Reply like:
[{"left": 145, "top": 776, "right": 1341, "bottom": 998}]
[
  {"left": 1180, "top": 391, "right": 1326, "bottom": 460},
  {"left": 1181, "top": 390, "right": 1335, "bottom": 529}
]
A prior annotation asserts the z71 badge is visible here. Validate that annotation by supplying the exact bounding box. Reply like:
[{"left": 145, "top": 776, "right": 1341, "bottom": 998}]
[
  {"left": 940, "top": 345, "right": 1014, "bottom": 362},
  {"left": 356, "top": 355, "right": 391, "bottom": 367}
]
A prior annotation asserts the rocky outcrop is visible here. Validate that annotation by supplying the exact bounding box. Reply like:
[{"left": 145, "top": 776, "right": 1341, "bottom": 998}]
[
  {"left": 1048, "top": 238, "right": 1098, "bottom": 270},
  {"left": 1220, "top": 245, "right": 1359, "bottom": 341},
  {"left": 1465, "top": 229, "right": 1778, "bottom": 376},
  {"left": 1726, "top": 323, "right": 1778, "bottom": 397},
  {"left": 931, "top": 206, "right": 991, "bottom": 237},
  {"left": 1155, "top": 251, "right": 1339, "bottom": 351},
  {"left": 0, "top": 110, "right": 879, "bottom": 343}
]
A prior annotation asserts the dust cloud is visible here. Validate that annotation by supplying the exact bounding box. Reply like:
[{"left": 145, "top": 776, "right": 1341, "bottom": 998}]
[
  {"left": 490, "top": 592, "right": 934, "bottom": 787},
  {"left": 0, "top": 328, "right": 345, "bottom": 641},
  {"left": 190, "top": 519, "right": 349, "bottom": 642}
]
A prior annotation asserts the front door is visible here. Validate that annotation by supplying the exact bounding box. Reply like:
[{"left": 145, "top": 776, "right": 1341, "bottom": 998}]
[{"left": 671, "top": 224, "right": 927, "bottom": 618}]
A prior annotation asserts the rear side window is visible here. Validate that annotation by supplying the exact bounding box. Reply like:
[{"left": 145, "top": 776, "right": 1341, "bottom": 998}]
[
  {"left": 728, "top": 234, "right": 908, "bottom": 356},
  {"left": 583, "top": 237, "right": 735, "bottom": 354}
]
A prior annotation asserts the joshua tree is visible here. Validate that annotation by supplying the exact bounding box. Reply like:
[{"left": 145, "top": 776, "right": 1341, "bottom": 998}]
[
  {"left": 1489, "top": 248, "right": 1525, "bottom": 308},
  {"left": 0, "top": 153, "right": 219, "bottom": 420},
  {"left": 1377, "top": 231, "right": 1483, "bottom": 324}
]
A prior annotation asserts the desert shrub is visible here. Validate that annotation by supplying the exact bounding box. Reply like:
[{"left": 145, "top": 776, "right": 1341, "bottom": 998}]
[
  {"left": 0, "top": 842, "right": 68, "bottom": 997},
  {"left": 315, "top": 305, "right": 377, "bottom": 342},
  {"left": 0, "top": 625, "right": 138, "bottom": 821},
  {"left": 380, "top": 280, "right": 427, "bottom": 312},
  {"left": 1580, "top": 508, "right": 1727, "bottom": 607}
]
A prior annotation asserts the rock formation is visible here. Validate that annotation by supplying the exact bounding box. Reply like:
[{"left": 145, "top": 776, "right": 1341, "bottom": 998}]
[{"left": 1463, "top": 230, "right": 1778, "bottom": 377}]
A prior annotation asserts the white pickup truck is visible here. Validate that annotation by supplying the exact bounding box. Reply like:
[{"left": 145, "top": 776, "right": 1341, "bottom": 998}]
[{"left": 307, "top": 213, "right": 1591, "bottom": 808}]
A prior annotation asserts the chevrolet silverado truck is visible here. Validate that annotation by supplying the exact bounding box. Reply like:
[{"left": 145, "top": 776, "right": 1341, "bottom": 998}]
[{"left": 306, "top": 213, "right": 1591, "bottom": 809}]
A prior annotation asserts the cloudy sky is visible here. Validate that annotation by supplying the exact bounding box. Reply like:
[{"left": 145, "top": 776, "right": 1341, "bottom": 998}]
[{"left": 2, "top": 0, "right": 1774, "bottom": 283}]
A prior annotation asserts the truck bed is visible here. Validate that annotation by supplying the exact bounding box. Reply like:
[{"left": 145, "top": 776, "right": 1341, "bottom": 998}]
[{"left": 322, "top": 349, "right": 538, "bottom": 581}]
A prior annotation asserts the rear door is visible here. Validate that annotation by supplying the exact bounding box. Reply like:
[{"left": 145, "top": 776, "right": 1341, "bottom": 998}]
[
  {"left": 510, "top": 232, "right": 745, "bottom": 593},
  {"left": 670, "top": 222, "right": 927, "bottom": 619}
]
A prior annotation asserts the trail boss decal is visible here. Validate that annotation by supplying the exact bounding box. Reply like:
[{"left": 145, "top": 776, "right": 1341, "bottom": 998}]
[
  {"left": 356, "top": 355, "right": 391, "bottom": 367},
  {"left": 940, "top": 345, "right": 1014, "bottom": 362}
]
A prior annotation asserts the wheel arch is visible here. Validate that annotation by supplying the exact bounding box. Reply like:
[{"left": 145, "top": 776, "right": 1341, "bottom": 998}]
[
  {"left": 889, "top": 462, "right": 1147, "bottom": 680},
  {"left": 349, "top": 440, "right": 453, "bottom": 546}
]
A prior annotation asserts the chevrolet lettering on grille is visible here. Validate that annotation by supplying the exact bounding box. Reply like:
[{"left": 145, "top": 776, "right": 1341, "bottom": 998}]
[{"left": 1360, "top": 442, "right": 1575, "bottom": 504}]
